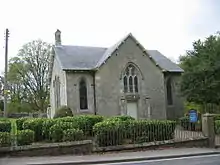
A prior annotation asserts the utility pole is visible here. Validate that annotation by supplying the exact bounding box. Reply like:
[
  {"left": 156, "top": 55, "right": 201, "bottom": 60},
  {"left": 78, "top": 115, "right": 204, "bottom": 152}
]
[{"left": 4, "top": 29, "right": 9, "bottom": 117}]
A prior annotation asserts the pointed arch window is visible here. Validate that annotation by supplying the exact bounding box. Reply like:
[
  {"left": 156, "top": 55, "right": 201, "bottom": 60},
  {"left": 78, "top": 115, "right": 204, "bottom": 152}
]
[
  {"left": 79, "top": 78, "right": 88, "bottom": 109},
  {"left": 54, "top": 76, "right": 61, "bottom": 109},
  {"left": 166, "top": 77, "right": 173, "bottom": 105},
  {"left": 123, "top": 64, "right": 139, "bottom": 93}
]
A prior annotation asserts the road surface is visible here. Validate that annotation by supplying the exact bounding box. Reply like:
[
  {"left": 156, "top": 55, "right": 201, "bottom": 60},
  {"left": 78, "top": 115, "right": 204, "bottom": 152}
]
[{"left": 96, "top": 154, "right": 220, "bottom": 165}]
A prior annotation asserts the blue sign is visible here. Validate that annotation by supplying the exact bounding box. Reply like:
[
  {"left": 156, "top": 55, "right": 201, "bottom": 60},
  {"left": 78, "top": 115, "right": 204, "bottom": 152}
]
[{"left": 189, "top": 109, "right": 198, "bottom": 123}]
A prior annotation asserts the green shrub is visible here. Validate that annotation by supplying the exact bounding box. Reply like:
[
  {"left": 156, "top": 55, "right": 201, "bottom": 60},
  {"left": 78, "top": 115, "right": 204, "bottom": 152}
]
[
  {"left": 49, "top": 122, "right": 78, "bottom": 142},
  {"left": 42, "top": 119, "right": 58, "bottom": 140},
  {"left": 63, "top": 129, "right": 84, "bottom": 142},
  {"left": 0, "top": 132, "right": 11, "bottom": 147},
  {"left": 105, "top": 115, "right": 135, "bottom": 122},
  {"left": 73, "top": 115, "right": 104, "bottom": 136},
  {"left": 93, "top": 119, "right": 176, "bottom": 147},
  {"left": 0, "top": 120, "right": 11, "bottom": 132},
  {"left": 126, "top": 120, "right": 176, "bottom": 143},
  {"left": 215, "top": 120, "right": 220, "bottom": 134},
  {"left": 49, "top": 124, "right": 63, "bottom": 142},
  {"left": 17, "top": 129, "right": 35, "bottom": 146},
  {"left": 93, "top": 120, "right": 125, "bottom": 147},
  {"left": 10, "top": 120, "right": 17, "bottom": 146},
  {"left": 214, "top": 114, "right": 220, "bottom": 121},
  {"left": 16, "top": 118, "right": 29, "bottom": 130},
  {"left": 23, "top": 118, "right": 47, "bottom": 141},
  {"left": 54, "top": 106, "right": 73, "bottom": 118},
  {"left": 0, "top": 118, "right": 10, "bottom": 121},
  {"left": 56, "top": 116, "right": 75, "bottom": 122},
  {"left": 179, "top": 116, "right": 189, "bottom": 129}
]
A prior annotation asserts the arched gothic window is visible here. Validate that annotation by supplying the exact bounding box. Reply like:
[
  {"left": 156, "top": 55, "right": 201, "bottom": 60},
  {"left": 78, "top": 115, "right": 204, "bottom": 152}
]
[
  {"left": 79, "top": 79, "right": 88, "bottom": 109},
  {"left": 166, "top": 77, "right": 173, "bottom": 105},
  {"left": 54, "top": 76, "right": 60, "bottom": 109},
  {"left": 123, "top": 64, "right": 139, "bottom": 93}
]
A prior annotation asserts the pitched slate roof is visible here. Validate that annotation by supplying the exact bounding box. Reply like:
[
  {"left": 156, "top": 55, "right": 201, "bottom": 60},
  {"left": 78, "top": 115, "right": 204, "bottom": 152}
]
[
  {"left": 54, "top": 46, "right": 107, "bottom": 70},
  {"left": 54, "top": 34, "right": 184, "bottom": 72}
]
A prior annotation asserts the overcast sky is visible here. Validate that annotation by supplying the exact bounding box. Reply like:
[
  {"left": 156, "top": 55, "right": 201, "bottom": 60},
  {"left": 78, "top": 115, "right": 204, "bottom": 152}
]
[{"left": 0, "top": 0, "right": 219, "bottom": 74}]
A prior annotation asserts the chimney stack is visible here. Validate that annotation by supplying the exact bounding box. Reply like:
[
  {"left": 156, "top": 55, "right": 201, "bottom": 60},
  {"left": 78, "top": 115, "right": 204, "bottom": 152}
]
[{"left": 55, "top": 29, "right": 61, "bottom": 46}]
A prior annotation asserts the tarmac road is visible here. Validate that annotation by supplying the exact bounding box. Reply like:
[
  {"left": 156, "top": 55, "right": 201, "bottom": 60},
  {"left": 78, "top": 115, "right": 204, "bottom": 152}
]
[{"left": 96, "top": 154, "right": 220, "bottom": 165}]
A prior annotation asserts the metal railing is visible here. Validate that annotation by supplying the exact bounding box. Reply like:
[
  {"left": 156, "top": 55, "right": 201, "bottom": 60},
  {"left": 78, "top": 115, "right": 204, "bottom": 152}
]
[{"left": 0, "top": 117, "right": 206, "bottom": 148}]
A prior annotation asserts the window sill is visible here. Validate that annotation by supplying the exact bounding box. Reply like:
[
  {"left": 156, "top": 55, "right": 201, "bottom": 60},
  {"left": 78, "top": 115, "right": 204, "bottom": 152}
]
[
  {"left": 125, "top": 93, "right": 140, "bottom": 101},
  {"left": 79, "top": 109, "right": 90, "bottom": 112}
]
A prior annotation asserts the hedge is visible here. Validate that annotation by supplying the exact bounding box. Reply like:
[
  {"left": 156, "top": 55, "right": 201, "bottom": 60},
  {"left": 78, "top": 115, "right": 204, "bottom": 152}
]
[
  {"left": 17, "top": 129, "right": 35, "bottom": 146},
  {"left": 105, "top": 115, "right": 135, "bottom": 122},
  {"left": 23, "top": 118, "right": 48, "bottom": 141},
  {"left": 215, "top": 120, "right": 220, "bottom": 135},
  {"left": 93, "top": 120, "right": 176, "bottom": 147},
  {"left": 63, "top": 129, "right": 84, "bottom": 142},
  {"left": 128, "top": 120, "right": 176, "bottom": 143},
  {"left": 55, "top": 115, "right": 103, "bottom": 137},
  {"left": 93, "top": 120, "right": 125, "bottom": 147},
  {"left": 0, "top": 120, "right": 11, "bottom": 132},
  {"left": 0, "top": 132, "right": 11, "bottom": 147},
  {"left": 73, "top": 115, "right": 104, "bottom": 136},
  {"left": 214, "top": 114, "right": 220, "bottom": 121},
  {"left": 19, "top": 115, "right": 104, "bottom": 142},
  {"left": 42, "top": 119, "right": 58, "bottom": 140},
  {"left": 49, "top": 122, "right": 79, "bottom": 142},
  {"left": 56, "top": 116, "right": 76, "bottom": 123},
  {"left": 16, "top": 118, "right": 29, "bottom": 130}
]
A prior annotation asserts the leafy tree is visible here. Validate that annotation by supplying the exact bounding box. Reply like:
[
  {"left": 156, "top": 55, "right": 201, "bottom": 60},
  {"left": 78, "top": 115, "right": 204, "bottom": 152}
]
[
  {"left": 7, "top": 40, "right": 52, "bottom": 112},
  {"left": 0, "top": 100, "right": 3, "bottom": 111},
  {"left": 179, "top": 32, "right": 220, "bottom": 113},
  {"left": 0, "top": 76, "right": 3, "bottom": 111}
]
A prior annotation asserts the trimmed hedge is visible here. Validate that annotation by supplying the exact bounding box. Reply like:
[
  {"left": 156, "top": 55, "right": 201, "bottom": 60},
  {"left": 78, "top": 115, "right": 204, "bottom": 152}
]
[
  {"left": 0, "top": 132, "right": 11, "bottom": 147},
  {"left": 0, "top": 120, "right": 11, "bottom": 132},
  {"left": 18, "top": 115, "right": 104, "bottom": 142},
  {"left": 55, "top": 115, "right": 104, "bottom": 137},
  {"left": 214, "top": 114, "right": 220, "bottom": 121},
  {"left": 128, "top": 120, "right": 176, "bottom": 143},
  {"left": 73, "top": 115, "right": 104, "bottom": 136},
  {"left": 63, "top": 129, "right": 84, "bottom": 142},
  {"left": 57, "top": 116, "right": 76, "bottom": 122},
  {"left": 23, "top": 118, "right": 47, "bottom": 141},
  {"left": 93, "top": 120, "right": 176, "bottom": 147},
  {"left": 42, "top": 119, "right": 58, "bottom": 140},
  {"left": 17, "top": 129, "right": 35, "bottom": 146},
  {"left": 215, "top": 120, "right": 220, "bottom": 135},
  {"left": 16, "top": 118, "right": 29, "bottom": 130},
  {"left": 49, "top": 122, "right": 78, "bottom": 142},
  {"left": 105, "top": 115, "right": 135, "bottom": 122},
  {"left": 93, "top": 120, "right": 125, "bottom": 147}
]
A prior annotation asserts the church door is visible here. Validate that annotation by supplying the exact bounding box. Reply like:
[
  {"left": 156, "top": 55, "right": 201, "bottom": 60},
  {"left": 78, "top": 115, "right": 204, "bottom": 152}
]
[{"left": 126, "top": 102, "right": 138, "bottom": 119}]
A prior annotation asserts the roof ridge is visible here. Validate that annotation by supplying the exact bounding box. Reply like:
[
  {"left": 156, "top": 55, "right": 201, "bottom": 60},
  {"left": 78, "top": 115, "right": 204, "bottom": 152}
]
[
  {"left": 52, "top": 34, "right": 183, "bottom": 73},
  {"left": 61, "top": 45, "right": 107, "bottom": 49},
  {"left": 95, "top": 33, "right": 132, "bottom": 68}
]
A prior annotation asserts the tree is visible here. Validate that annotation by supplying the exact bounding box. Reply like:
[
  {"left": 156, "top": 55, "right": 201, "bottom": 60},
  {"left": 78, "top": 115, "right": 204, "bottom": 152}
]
[
  {"left": 8, "top": 40, "right": 52, "bottom": 112},
  {"left": 179, "top": 32, "right": 220, "bottom": 113},
  {"left": 0, "top": 76, "right": 4, "bottom": 111}
]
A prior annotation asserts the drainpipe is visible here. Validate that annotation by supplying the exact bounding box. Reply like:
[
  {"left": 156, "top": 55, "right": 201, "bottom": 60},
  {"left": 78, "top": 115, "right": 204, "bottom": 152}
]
[{"left": 92, "top": 71, "right": 97, "bottom": 115}]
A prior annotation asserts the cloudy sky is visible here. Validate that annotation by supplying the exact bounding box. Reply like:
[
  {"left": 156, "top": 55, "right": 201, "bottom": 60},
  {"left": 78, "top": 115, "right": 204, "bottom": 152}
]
[{"left": 0, "top": 0, "right": 219, "bottom": 73}]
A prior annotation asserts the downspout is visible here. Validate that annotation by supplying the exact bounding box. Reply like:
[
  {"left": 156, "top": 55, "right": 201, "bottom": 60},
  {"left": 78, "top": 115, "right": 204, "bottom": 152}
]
[{"left": 92, "top": 71, "right": 97, "bottom": 115}]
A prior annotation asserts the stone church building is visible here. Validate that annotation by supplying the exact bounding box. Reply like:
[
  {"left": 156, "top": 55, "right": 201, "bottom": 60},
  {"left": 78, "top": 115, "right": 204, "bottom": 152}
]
[{"left": 49, "top": 30, "right": 184, "bottom": 119}]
